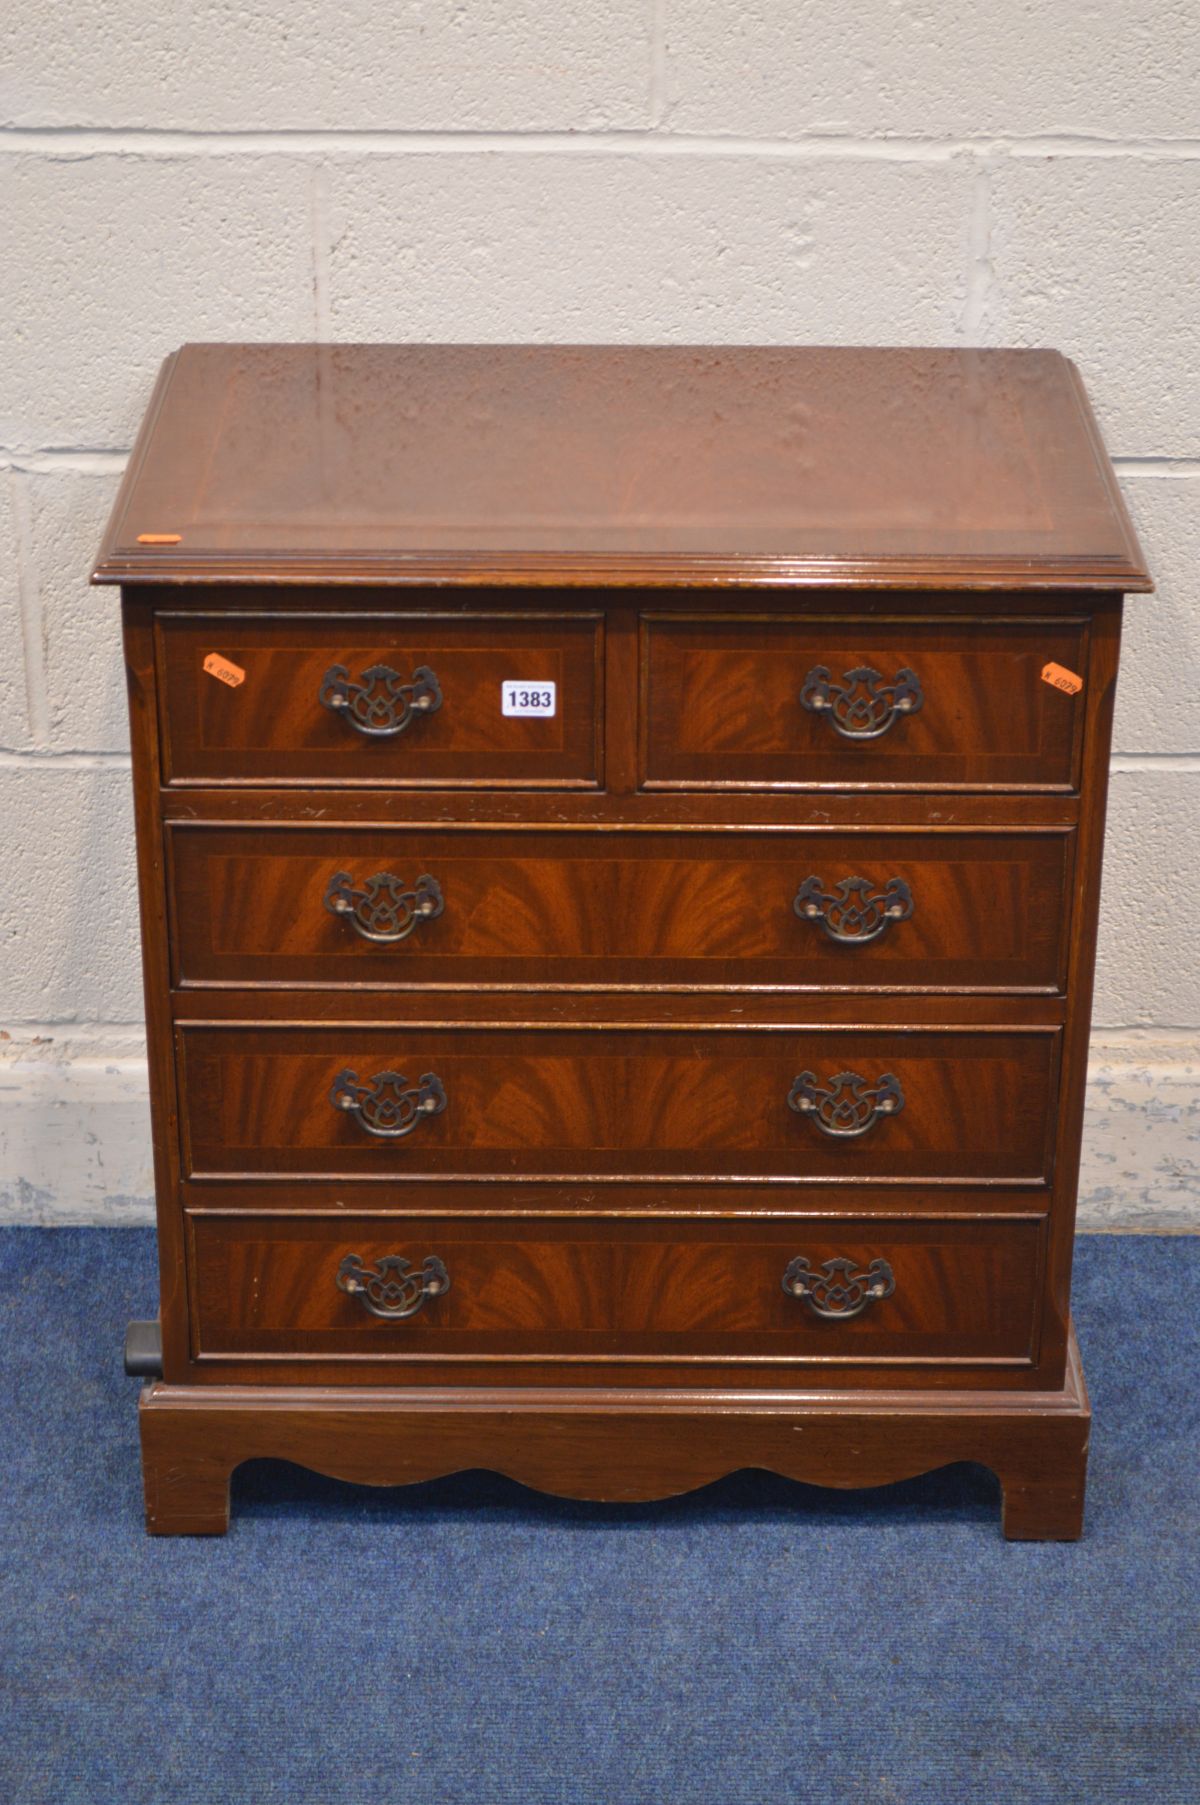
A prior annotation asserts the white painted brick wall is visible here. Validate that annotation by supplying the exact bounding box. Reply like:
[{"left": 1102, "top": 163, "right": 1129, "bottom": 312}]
[
  {"left": 0, "top": 477, "right": 28, "bottom": 748},
  {"left": 324, "top": 155, "right": 974, "bottom": 341},
  {"left": 1115, "top": 476, "right": 1200, "bottom": 756},
  {"left": 985, "top": 156, "right": 1200, "bottom": 455},
  {"left": 0, "top": 154, "right": 316, "bottom": 448},
  {"left": 1098, "top": 772, "right": 1200, "bottom": 1029},
  {"left": 0, "top": 766, "right": 140, "bottom": 1023},
  {"left": 662, "top": 2, "right": 1200, "bottom": 139},
  {"left": 0, "top": 2, "right": 1196, "bottom": 1223},
  {"left": 0, "top": 5, "right": 653, "bottom": 133}
]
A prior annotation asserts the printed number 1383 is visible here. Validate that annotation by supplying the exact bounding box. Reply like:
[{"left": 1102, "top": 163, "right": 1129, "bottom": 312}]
[{"left": 501, "top": 680, "right": 557, "bottom": 718}]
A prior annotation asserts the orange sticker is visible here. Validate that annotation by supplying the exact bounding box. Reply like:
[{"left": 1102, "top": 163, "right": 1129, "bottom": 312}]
[
  {"left": 136, "top": 533, "right": 182, "bottom": 545},
  {"left": 203, "top": 653, "right": 246, "bottom": 689},
  {"left": 1041, "top": 662, "right": 1083, "bottom": 696}
]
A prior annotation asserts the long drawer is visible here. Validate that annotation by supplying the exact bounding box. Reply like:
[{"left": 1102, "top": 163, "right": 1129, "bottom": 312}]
[
  {"left": 187, "top": 1213, "right": 1044, "bottom": 1368},
  {"left": 177, "top": 1024, "right": 1061, "bottom": 1183},
  {"left": 169, "top": 825, "right": 1073, "bottom": 993},
  {"left": 155, "top": 610, "right": 603, "bottom": 787},
  {"left": 641, "top": 614, "right": 1088, "bottom": 791}
]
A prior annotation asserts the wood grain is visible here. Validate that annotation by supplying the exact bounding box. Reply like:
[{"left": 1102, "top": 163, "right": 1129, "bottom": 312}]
[
  {"left": 91, "top": 345, "right": 1150, "bottom": 592},
  {"left": 95, "top": 344, "right": 1142, "bottom": 1535},
  {"left": 156, "top": 609, "right": 603, "bottom": 787},
  {"left": 135, "top": 1326, "right": 1091, "bottom": 1540},
  {"left": 177, "top": 1023, "right": 1061, "bottom": 1183},
  {"left": 168, "top": 823, "right": 1073, "bottom": 993},
  {"left": 120, "top": 594, "right": 191, "bottom": 1381},
  {"left": 642, "top": 614, "right": 1088, "bottom": 791},
  {"left": 186, "top": 1212, "right": 1043, "bottom": 1373}
]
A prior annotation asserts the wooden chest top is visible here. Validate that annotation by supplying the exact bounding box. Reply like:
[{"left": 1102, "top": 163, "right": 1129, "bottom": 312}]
[{"left": 92, "top": 344, "right": 1150, "bottom": 593}]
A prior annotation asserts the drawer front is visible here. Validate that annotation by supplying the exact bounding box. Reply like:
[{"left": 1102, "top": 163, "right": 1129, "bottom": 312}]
[
  {"left": 156, "top": 611, "right": 603, "bottom": 787},
  {"left": 170, "top": 826, "right": 1072, "bottom": 993},
  {"left": 188, "top": 1213, "right": 1043, "bottom": 1367},
  {"left": 178, "top": 1025, "right": 1060, "bottom": 1182},
  {"left": 642, "top": 615, "right": 1088, "bottom": 791}
]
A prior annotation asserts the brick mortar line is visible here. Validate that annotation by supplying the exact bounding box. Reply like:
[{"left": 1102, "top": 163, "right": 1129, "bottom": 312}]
[
  {"left": 1110, "top": 757, "right": 1200, "bottom": 772},
  {"left": 9, "top": 476, "right": 50, "bottom": 747},
  {"left": 4, "top": 127, "right": 1200, "bottom": 159},
  {"left": 0, "top": 750, "right": 132, "bottom": 769},
  {"left": 0, "top": 451, "right": 130, "bottom": 474},
  {"left": 309, "top": 162, "right": 332, "bottom": 339},
  {"left": 0, "top": 1027, "right": 147, "bottom": 1040},
  {"left": 1112, "top": 458, "right": 1200, "bottom": 477},
  {"left": 648, "top": 0, "right": 669, "bottom": 129},
  {"left": 960, "top": 154, "right": 996, "bottom": 337}
]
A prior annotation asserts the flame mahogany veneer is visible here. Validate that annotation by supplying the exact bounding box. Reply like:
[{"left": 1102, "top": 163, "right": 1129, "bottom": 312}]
[{"left": 94, "top": 344, "right": 1152, "bottom": 1537}]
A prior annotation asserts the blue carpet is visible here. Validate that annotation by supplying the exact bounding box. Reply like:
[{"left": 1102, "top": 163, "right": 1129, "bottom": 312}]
[{"left": 0, "top": 1229, "right": 1196, "bottom": 1805}]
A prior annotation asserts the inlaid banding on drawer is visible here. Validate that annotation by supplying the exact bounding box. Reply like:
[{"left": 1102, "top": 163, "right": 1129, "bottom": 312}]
[
  {"left": 169, "top": 826, "right": 1074, "bottom": 994},
  {"left": 187, "top": 1213, "right": 1043, "bottom": 1367},
  {"left": 177, "top": 1025, "right": 1061, "bottom": 1183},
  {"left": 155, "top": 611, "right": 603, "bottom": 787},
  {"left": 641, "top": 615, "right": 1088, "bottom": 791}
]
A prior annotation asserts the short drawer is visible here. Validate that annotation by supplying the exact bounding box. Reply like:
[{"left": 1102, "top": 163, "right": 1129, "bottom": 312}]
[
  {"left": 187, "top": 1213, "right": 1043, "bottom": 1368},
  {"left": 641, "top": 614, "right": 1088, "bottom": 791},
  {"left": 169, "top": 825, "right": 1073, "bottom": 993},
  {"left": 155, "top": 610, "right": 603, "bottom": 787},
  {"left": 177, "top": 1024, "right": 1061, "bottom": 1183}
]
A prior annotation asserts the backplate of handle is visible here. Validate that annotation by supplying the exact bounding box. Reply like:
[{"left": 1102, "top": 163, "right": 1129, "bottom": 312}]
[
  {"left": 336, "top": 1253, "right": 450, "bottom": 1320},
  {"left": 787, "top": 1069, "right": 905, "bottom": 1138},
  {"left": 799, "top": 665, "right": 923, "bottom": 740},
  {"left": 324, "top": 871, "right": 444, "bottom": 943},
  {"left": 318, "top": 662, "right": 442, "bottom": 738},
  {"left": 329, "top": 1068, "right": 447, "bottom": 1139},
  {"left": 781, "top": 1255, "right": 895, "bottom": 1320},
  {"left": 793, "top": 874, "right": 913, "bottom": 944}
]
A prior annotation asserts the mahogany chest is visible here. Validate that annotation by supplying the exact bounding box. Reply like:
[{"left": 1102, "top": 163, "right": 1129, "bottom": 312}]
[{"left": 94, "top": 344, "right": 1151, "bottom": 1537}]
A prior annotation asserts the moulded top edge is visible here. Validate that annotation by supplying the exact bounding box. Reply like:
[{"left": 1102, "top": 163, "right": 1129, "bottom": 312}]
[{"left": 91, "top": 343, "right": 1154, "bottom": 596}]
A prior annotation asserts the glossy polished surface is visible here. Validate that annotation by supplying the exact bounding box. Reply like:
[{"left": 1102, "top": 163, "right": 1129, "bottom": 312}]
[
  {"left": 93, "top": 344, "right": 1150, "bottom": 589},
  {"left": 188, "top": 1214, "right": 1042, "bottom": 1370},
  {"left": 641, "top": 613, "right": 1088, "bottom": 789},
  {"left": 177, "top": 1023, "right": 1059, "bottom": 1182},
  {"left": 156, "top": 608, "right": 603, "bottom": 786},
  {"left": 106, "top": 346, "right": 1135, "bottom": 1534},
  {"left": 168, "top": 823, "right": 1072, "bottom": 994}
]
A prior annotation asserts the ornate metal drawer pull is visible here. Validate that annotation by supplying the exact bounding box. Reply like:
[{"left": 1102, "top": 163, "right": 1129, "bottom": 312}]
[
  {"left": 336, "top": 1253, "right": 450, "bottom": 1320},
  {"left": 330, "top": 1068, "right": 448, "bottom": 1139},
  {"left": 799, "top": 665, "right": 923, "bottom": 740},
  {"left": 793, "top": 875, "right": 913, "bottom": 944},
  {"left": 324, "top": 871, "right": 444, "bottom": 944},
  {"left": 782, "top": 1255, "right": 895, "bottom": 1321},
  {"left": 787, "top": 1069, "right": 905, "bottom": 1138},
  {"left": 319, "top": 663, "right": 442, "bottom": 738}
]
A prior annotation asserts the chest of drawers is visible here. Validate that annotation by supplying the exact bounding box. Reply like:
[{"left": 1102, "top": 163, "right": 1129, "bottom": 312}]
[{"left": 94, "top": 344, "right": 1150, "bottom": 1537}]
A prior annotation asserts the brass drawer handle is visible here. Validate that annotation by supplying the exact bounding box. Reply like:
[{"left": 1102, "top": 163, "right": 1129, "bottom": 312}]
[
  {"left": 788, "top": 1069, "right": 904, "bottom": 1138},
  {"left": 319, "top": 662, "right": 442, "bottom": 738},
  {"left": 782, "top": 1255, "right": 895, "bottom": 1320},
  {"left": 793, "top": 874, "right": 913, "bottom": 944},
  {"left": 330, "top": 1068, "right": 447, "bottom": 1139},
  {"left": 799, "top": 665, "right": 923, "bottom": 740},
  {"left": 336, "top": 1253, "right": 450, "bottom": 1320},
  {"left": 324, "top": 871, "right": 445, "bottom": 944}
]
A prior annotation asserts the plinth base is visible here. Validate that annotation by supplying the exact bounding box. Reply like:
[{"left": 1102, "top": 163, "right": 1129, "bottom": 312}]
[{"left": 137, "top": 1327, "right": 1090, "bottom": 1541}]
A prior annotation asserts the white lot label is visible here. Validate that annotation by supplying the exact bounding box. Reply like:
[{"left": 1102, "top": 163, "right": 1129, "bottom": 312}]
[{"left": 501, "top": 680, "right": 557, "bottom": 718}]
